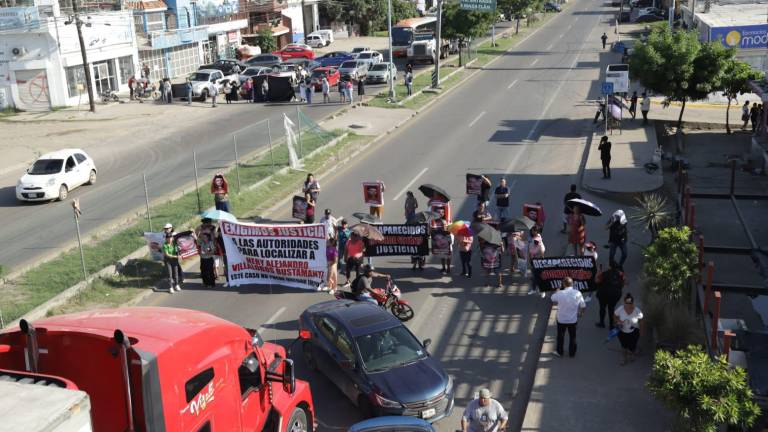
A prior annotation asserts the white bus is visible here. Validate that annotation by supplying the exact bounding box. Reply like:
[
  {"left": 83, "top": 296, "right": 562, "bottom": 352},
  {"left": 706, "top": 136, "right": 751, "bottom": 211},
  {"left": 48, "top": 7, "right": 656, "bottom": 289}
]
[{"left": 391, "top": 16, "right": 438, "bottom": 58}]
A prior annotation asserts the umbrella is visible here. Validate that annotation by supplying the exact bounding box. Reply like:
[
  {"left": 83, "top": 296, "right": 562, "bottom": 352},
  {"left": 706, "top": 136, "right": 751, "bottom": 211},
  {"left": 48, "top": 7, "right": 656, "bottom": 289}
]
[
  {"left": 566, "top": 198, "right": 603, "bottom": 217},
  {"left": 351, "top": 224, "right": 384, "bottom": 241},
  {"left": 446, "top": 220, "right": 473, "bottom": 237},
  {"left": 470, "top": 222, "right": 503, "bottom": 246},
  {"left": 352, "top": 212, "right": 379, "bottom": 224},
  {"left": 408, "top": 210, "right": 441, "bottom": 224},
  {"left": 418, "top": 184, "right": 451, "bottom": 201},
  {"left": 499, "top": 216, "right": 536, "bottom": 233},
  {"left": 200, "top": 209, "right": 237, "bottom": 222}
]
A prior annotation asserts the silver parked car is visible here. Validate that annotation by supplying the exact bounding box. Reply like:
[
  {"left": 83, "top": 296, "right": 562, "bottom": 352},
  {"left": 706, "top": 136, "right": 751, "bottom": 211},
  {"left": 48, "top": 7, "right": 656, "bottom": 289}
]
[{"left": 338, "top": 60, "right": 369, "bottom": 80}]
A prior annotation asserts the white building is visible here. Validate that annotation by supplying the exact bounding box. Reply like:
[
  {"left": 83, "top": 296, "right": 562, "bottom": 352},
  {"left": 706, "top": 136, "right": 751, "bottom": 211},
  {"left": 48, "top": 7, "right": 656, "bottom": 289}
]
[
  {"left": 0, "top": 5, "right": 138, "bottom": 110},
  {"left": 281, "top": 0, "right": 318, "bottom": 43}
]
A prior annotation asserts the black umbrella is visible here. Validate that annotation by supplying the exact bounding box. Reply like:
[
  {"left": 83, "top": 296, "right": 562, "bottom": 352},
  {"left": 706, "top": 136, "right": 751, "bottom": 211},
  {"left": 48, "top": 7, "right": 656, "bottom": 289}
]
[
  {"left": 352, "top": 212, "right": 379, "bottom": 224},
  {"left": 470, "top": 222, "right": 503, "bottom": 246},
  {"left": 418, "top": 184, "right": 451, "bottom": 201},
  {"left": 351, "top": 224, "right": 384, "bottom": 241},
  {"left": 499, "top": 216, "right": 536, "bottom": 233},
  {"left": 567, "top": 198, "right": 603, "bottom": 217},
  {"left": 407, "top": 210, "right": 441, "bottom": 225}
]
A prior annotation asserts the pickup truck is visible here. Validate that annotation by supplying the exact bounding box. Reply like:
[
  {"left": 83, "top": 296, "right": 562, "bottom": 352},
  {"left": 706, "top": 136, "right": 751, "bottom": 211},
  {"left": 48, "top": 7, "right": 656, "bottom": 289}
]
[{"left": 188, "top": 69, "right": 238, "bottom": 102}]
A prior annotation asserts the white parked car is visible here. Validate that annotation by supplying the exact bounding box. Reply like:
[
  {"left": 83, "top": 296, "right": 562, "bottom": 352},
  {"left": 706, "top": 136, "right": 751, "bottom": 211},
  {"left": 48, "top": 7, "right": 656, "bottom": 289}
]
[
  {"left": 304, "top": 34, "right": 327, "bottom": 48},
  {"left": 355, "top": 51, "right": 384, "bottom": 67},
  {"left": 310, "top": 29, "right": 334, "bottom": 45},
  {"left": 17, "top": 149, "right": 97, "bottom": 202},
  {"left": 366, "top": 62, "right": 397, "bottom": 84},
  {"left": 350, "top": 46, "right": 371, "bottom": 58}
]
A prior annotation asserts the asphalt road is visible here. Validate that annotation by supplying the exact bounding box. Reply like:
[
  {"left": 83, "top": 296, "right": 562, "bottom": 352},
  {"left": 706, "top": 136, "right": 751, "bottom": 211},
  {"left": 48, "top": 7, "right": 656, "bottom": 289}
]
[
  {"left": 138, "top": 1, "right": 615, "bottom": 430},
  {"left": 0, "top": 20, "right": 520, "bottom": 275}
]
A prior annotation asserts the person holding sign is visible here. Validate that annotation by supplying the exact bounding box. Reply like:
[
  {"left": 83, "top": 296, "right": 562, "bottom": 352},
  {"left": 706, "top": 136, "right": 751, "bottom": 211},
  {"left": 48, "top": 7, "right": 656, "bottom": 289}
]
[
  {"left": 480, "top": 239, "right": 502, "bottom": 288},
  {"left": 363, "top": 181, "right": 386, "bottom": 219},
  {"left": 432, "top": 215, "right": 453, "bottom": 275},
  {"left": 304, "top": 193, "right": 316, "bottom": 224}
]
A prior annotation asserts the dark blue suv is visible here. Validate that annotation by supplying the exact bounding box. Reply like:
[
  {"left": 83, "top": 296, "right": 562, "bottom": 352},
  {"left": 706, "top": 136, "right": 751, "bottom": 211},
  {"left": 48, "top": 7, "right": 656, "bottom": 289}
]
[{"left": 298, "top": 300, "right": 454, "bottom": 422}]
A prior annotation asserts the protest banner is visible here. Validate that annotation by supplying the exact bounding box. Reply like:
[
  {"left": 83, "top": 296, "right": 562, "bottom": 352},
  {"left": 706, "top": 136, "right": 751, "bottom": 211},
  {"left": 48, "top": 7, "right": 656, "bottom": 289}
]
[
  {"left": 144, "top": 232, "right": 164, "bottom": 261},
  {"left": 480, "top": 244, "right": 501, "bottom": 270},
  {"left": 429, "top": 200, "right": 452, "bottom": 227},
  {"left": 531, "top": 256, "right": 597, "bottom": 292},
  {"left": 431, "top": 230, "right": 453, "bottom": 258},
  {"left": 221, "top": 221, "right": 327, "bottom": 290},
  {"left": 292, "top": 195, "right": 307, "bottom": 220},
  {"left": 466, "top": 173, "right": 483, "bottom": 195},
  {"left": 174, "top": 230, "right": 198, "bottom": 260},
  {"left": 362, "top": 182, "right": 384, "bottom": 206},
  {"left": 365, "top": 223, "right": 429, "bottom": 256}
]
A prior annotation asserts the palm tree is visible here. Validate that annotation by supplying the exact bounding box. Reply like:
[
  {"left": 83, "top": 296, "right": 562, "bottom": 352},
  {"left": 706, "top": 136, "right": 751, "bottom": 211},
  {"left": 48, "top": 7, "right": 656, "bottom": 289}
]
[{"left": 630, "top": 193, "right": 672, "bottom": 241}]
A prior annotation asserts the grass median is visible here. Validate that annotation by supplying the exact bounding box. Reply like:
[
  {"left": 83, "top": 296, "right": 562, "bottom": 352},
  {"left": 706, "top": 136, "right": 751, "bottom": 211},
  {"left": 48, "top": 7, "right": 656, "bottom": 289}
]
[{"left": 0, "top": 126, "right": 372, "bottom": 324}]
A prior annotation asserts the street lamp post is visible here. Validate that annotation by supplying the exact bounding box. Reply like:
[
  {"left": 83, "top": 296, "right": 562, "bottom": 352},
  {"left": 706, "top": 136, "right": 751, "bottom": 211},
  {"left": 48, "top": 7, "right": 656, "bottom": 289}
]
[{"left": 387, "top": 0, "right": 396, "bottom": 101}]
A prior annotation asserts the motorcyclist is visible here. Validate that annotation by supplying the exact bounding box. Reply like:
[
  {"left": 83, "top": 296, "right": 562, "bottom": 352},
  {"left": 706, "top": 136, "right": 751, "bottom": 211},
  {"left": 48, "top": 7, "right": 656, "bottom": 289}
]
[{"left": 351, "top": 265, "right": 389, "bottom": 304}]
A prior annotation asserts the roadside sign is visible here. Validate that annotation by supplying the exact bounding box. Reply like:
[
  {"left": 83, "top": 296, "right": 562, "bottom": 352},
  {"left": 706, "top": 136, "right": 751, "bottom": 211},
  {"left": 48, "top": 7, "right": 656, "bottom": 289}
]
[
  {"left": 605, "top": 64, "right": 629, "bottom": 93},
  {"left": 601, "top": 81, "right": 614, "bottom": 95},
  {"left": 460, "top": 0, "right": 496, "bottom": 11}
]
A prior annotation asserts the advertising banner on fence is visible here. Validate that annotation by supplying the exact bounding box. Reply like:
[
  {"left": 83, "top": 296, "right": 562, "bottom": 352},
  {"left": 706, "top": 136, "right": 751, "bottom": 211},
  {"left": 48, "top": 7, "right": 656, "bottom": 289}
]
[
  {"left": 365, "top": 223, "right": 429, "bottom": 256},
  {"left": 531, "top": 256, "right": 597, "bottom": 292},
  {"left": 221, "top": 221, "right": 327, "bottom": 289}
]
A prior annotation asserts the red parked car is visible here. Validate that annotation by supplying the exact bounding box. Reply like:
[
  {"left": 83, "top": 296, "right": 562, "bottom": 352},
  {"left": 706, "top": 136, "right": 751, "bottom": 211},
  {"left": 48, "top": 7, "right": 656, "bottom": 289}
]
[
  {"left": 310, "top": 66, "right": 340, "bottom": 91},
  {"left": 273, "top": 45, "right": 315, "bottom": 60}
]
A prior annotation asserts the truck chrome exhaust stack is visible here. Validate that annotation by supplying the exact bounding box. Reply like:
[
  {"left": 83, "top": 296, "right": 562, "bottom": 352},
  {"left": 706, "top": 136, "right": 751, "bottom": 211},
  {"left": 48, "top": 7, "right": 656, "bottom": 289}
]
[
  {"left": 114, "top": 329, "right": 136, "bottom": 432},
  {"left": 19, "top": 319, "right": 38, "bottom": 373}
]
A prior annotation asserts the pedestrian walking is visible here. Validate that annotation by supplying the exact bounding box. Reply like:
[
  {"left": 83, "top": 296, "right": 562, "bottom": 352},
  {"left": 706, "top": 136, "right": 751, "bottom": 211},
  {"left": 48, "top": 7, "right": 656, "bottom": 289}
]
[
  {"left": 161, "top": 78, "right": 171, "bottom": 104},
  {"left": 303, "top": 173, "right": 321, "bottom": 202},
  {"left": 305, "top": 79, "right": 313, "bottom": 104},
  {"left": 368, "top": 181, "right": 386, "bottom": 219},
  {"left": 185, "top": 78, "right": 193, "bottom": 105},
  {"left": 243, "top": 78, "right": 253, "bottom": 103},
  {"left": 461, "top": 388, "right": 508, "bottom": 432},
  {"left": 128, "top": 75, "right": 136, "bottom": 101},
  {"left": 198, "top": 232, "right": 217, "bottom": 287},
  {"left": 751, "top": 102, "right": 759, "bottom": 134},
  {"left": 595, "top": 260, "right": 624, "bottom": 328},
  {"left": 561, "top": 184, "right": 581, "bottom": 233},
  {"left": 551, "top": 277, "right": 586, "bottom": 357},
  {"left": 606, "top": 209, "right": 628, "bottom": 267},
  {"left": 357, "top": 78, "right": 365, "bottom": 101},
  {"left": 404, "top": 190, "right": 418, "bottom": 222},
  {"left": 629, "top": 91, "right": 638, "bottom": 119},
  {"left": 209, "top": 81, "right": 218, "bottom": 107},
  {"left": 641, "top": 92, "right": 650, "bottom": 124},
  {"left": 326, "top": 237, "right": 338, "bottom": 293},
  {"left": 163, "top": 234, "right": 183, "bottom": 293},
  {"left": 494, "top": 178, "right": 511, "bottom": 223},
  {"left": 405, "top": 71, "right": 414, "bottom": 96},
  {"left": 321, "top": 76, "right": 330, "bottom": 103},
  {"left": 526, "top": 230, "right": 546, "bottom": 296},
  {"left": 338, "top": 79, "right": 346, "bottom": 103},
  {"left": 568, "top": 206, "right": 586, "bottom": 255},
  {"left": 261, "top": 77, "right": 269, "bottom": 102},
  {"left": 458, "top": 232, "right": 474, "bottom": 278},
  {"left": 598, "top": 135, "right": 612, "bottom": 179},
  {"left": 614, "top": 293, "right": 644, "bottom": 365},
  {"left": 298, "top": 80, "right": 307, "bottom": 103},
  {"left": 304, "top": 192, "right": 316, "bottom": 224},
  {"left": 741, "top": 100, "right": 750, "bottom": 130},
  {"left": 223, "top": 81, "right": 233, "bottom": 104},
  {"left": 406, "top": 62, "right": 413, "bottom": 74},
  {"left": 319, "top": 208, "right": 337, "bottom": 239},
  {"left": 210, "top": 173, "right": 230, "bottom": 212},
  {"left": 346, "top": 79, "right": 354, "bottom": 105},
  {"left": 337, "top": 219, "right": 350, "bottom": 270},
  {"left": 344, "top": 232, "right": 365, "bottom": 283},
  {"left": 601, "top": 32, "right": 608, "bottom": 49}
]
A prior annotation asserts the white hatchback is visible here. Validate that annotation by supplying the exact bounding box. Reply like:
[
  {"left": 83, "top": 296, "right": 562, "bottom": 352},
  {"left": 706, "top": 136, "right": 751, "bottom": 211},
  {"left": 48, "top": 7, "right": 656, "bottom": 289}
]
[{"left": 16, "top": 149, "right": 97, "bottom": 202}]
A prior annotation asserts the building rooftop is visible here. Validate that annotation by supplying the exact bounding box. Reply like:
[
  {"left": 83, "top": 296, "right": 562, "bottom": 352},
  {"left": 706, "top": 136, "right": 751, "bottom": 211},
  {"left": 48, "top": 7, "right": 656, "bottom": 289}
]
[{"left": 695, "top": 2, "right": 768, "bottom": 27}]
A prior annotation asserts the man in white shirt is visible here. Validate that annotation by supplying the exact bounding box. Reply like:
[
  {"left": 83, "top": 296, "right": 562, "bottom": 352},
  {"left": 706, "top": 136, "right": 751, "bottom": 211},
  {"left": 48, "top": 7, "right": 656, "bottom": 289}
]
[
  {"left": 319, "top": 209, "right": 337, "bottom": 240},
  {"left": 550, "top": 277, "right": 586, "bottom": 358}
]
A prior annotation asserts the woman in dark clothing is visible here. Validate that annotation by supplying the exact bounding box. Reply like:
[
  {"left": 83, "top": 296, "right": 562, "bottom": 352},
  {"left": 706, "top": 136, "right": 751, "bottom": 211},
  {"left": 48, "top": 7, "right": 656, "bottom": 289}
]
[{"left": 198, "top": 232, "right": 217, "bottom": 287}]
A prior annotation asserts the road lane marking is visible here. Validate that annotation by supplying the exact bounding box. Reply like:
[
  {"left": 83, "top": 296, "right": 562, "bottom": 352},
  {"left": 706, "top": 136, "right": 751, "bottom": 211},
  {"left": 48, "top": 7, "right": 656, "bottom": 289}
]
[
  {"left": 507, "top": 79, "right": 519, "bottom": 89},
  {"left": 531, "top": 59, "right": 539, "bottom": 66},
  {"left": 261, "top": 306, "right": 286, "bottom": 327},
  {"left": 559, "top": 33, "right": 565, "bottom": 39},
  {"left": 468, "top": 111, "right": 486, "bottom": 128},
  {"left": 546, "top": 43, "right": 554, "bottom": 51},
  {"left": 392, "top": 167, "right": 429, "bottom": 201}
]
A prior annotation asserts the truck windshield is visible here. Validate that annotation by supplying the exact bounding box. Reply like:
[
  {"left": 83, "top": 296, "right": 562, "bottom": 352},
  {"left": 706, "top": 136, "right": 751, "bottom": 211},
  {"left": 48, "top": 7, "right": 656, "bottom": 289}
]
[
  {"left": 29, "top": 159, "right": 63, "bottom": 175},
  {"left": 356, "top": 326, "right": 426, "bottom": 372},
  {"left": 189, "top": 72, "right": 210, "bottom": 81},
  {"left": 392, "top": 27, "right": 413, "bottom": 46},
  {"left": 414, "top": 33, "right": 434, "bottom": 41}
]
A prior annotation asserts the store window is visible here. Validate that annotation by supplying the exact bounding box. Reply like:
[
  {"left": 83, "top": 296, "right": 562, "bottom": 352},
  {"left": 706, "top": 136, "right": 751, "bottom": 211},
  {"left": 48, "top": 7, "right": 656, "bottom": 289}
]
[
  {"left": 145, "top": 12, "right": 165, "bottom": 32},
  {"left": 65, "top": 65, "right": 86, "bottom": 98},
  {"left": 118, "top": 56, "right": 134, "bottom": 84}
]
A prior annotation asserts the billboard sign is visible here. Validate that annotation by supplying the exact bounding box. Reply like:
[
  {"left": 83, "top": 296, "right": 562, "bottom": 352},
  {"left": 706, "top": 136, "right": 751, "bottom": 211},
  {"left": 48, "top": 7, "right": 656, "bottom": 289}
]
[
  {"left": 0, "top": 7, "right": 40, "bottom": 30},
  {"left": 460, "top": 0, "right": 497, "bottom": 11},
  {"left": 711, "top": 25, "right": 768, "bottom": 50}
]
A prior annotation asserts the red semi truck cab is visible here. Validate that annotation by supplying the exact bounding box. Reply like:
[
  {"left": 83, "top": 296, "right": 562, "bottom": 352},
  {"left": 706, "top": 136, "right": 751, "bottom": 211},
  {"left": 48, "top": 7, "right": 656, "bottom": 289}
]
[{"left": 0, "top": 307, "right": 315, "bottom": 432}]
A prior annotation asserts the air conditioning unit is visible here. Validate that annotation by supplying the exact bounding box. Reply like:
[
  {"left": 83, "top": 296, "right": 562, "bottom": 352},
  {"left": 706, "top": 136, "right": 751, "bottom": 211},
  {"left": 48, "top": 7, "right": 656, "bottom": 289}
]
[{"left": 11, "top": 47, "right": 28, "bottom": 57}]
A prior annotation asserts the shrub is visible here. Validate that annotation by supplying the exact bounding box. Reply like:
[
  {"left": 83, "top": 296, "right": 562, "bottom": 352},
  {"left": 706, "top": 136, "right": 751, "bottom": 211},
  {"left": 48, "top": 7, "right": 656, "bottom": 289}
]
[{"left": 642, "top": 226, "right": 698, "bottom": 303}]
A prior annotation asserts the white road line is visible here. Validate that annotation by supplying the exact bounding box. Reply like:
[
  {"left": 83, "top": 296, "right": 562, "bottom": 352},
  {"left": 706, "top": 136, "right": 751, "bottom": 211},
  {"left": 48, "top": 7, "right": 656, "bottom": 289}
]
[
  {"left": 261, "top": 306, "right": 286, "bottom": 327},
  {"left": 507, "top": 79, "right": 519, "bottom": 89},
  {"left": 546, "top": 43, "right": 554, "bottom": 51},
  {"left": 468, "top": 111, "right": 486, "bottom": 128},
  {"left": 559, "top": 33, "right": 565, "bottom": 39},
  {"left": 531, "top": 58, "right": 539, "bottom": 66},
  {"left": 392, "top": 167, "right": 429, "bottom": 201}
]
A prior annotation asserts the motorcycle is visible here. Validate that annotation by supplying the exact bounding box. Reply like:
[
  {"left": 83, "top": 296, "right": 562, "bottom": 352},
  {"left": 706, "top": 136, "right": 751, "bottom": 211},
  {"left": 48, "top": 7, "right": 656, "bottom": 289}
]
[
  {"left": 334, "top": 277, "right": 415, "bottom": 322},
  {"left": 100, "top": 89, "right": 119, "bottom": 103}
]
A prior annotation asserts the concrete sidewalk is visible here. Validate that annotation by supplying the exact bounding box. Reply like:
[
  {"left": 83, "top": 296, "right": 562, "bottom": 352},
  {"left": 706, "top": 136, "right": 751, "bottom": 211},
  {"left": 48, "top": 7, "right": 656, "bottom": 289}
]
[{"left": 582, "top": 123, "right": 663, "bottom": 194}]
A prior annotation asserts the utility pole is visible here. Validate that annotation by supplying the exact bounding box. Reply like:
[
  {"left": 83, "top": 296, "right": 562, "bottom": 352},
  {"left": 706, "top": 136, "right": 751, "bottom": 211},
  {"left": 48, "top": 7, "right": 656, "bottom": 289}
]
[
  {"left": 71, "top": 0, "right": 95, "bottom": 113},
  {"left": 301, "top": 0, "right": 309, "bottom": 41},
  {"left": 432, "top": 0, "right": 443, "bottom": 89},
  {"left": 387, "top": 0, "right": 396, "bottom": 101}
]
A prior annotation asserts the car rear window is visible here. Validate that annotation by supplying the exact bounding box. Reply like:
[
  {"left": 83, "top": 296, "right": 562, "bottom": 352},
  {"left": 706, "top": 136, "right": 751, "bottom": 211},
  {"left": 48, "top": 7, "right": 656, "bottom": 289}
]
[
  {"left": 189, "top": 72, "right": 210, "bottom": 81},
  {"left": 370, "top": 64, "right": 388, "bottom": 71},
  {"left": 358, "top": 53, "right": 372, "bottom": 59},
  {"left": 340, "top": 61, "right": 356, "bottom": 68},
  {"left": 29, "top": 159, "right": 63, "bottom": 175}
]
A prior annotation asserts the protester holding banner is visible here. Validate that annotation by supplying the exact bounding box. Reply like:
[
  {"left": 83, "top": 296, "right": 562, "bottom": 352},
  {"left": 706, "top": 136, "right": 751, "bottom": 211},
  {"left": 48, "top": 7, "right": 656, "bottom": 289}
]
[
  {"left": 457, "top": 232, "right": 474, "bottom": 278},
  {"left": 344, "top": 232, "right": 365, "bottom": 283},
  {"left": 304, "top": 193, "right": 316, "bottom": 224},
  {"left": 432, "top": 216, "right": 453, "bottom": 274},
  {"left": 510, "top": 231, "right": 528, "bottom": 276},
  {"left": 526, "top": 230, "right": 546, "bottom": 296},
  {"left": 480, "top": 239, "right": 502, "bottom": 288},
  {"left": 326, "top": 237, "right": 339, "bottom": 293},
  {"left": 198, "top": 232, "right": 217, "bottom": 287},
  {"left": 215, "top": 225, "right": 229, "bottom": 287},
  {"left": 363, "top": 181, "right": 386, "bottom": 219},
  {"left": 477, "top": 175, "right": 492, "bottom": 205},
  {"left": 163, "top": 234, "right": 182, "bottom": 293},
  {"left": 567, "top": 206, "right": 586, "bottom": 255},
  {"left": 561, "top": 184, "right": 581, "bottom": 233},
  {"left": 292, "top": 195, "right": 308, "bottom": 221}
]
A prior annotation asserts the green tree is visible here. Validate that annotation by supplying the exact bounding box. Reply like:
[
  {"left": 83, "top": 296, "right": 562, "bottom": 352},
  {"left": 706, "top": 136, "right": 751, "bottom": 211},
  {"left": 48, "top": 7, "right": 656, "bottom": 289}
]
[
  {"left": 720, "top": 59, "right": 764, "bottom": 134},
  {"left": 642, "top": 226, "right": 698, "bottom": 302},
  {"left": 319, "top": 0, "right": 417, "bottom": 36},
  {"left": 255, "top": 27, "right": 277, "bottom": 53},
  {"left": 630, "top": 26, "right": 731, "bottom": 130},
  {"left": 318, "top": 0, "right": 344, "bottom": 23},
  {"left": 498, "top": 0, "right": 536, "bottom": 34},
  {"left": 442, "top": 2, "right": 495, "bottom": 65},
  {"left": 648, "top": 346, "right": 761, "bottom": 432}
]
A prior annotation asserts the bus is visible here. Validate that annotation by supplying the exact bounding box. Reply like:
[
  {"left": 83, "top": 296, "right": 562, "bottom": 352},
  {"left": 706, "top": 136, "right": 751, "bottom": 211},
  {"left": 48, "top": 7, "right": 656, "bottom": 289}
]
[{"left": 391, "top": 16, "right": 437, "bottom": 58}]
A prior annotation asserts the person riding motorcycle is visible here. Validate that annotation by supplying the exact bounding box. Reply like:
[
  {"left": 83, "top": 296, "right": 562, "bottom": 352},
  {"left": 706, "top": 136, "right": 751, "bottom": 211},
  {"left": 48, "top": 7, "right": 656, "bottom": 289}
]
[{"left": 351, "top": 265, "right": 389, "bottom": 304}]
